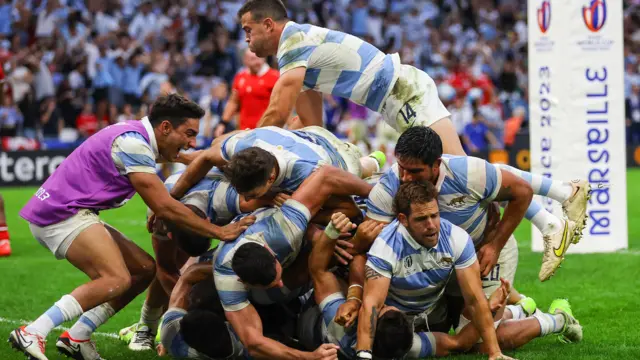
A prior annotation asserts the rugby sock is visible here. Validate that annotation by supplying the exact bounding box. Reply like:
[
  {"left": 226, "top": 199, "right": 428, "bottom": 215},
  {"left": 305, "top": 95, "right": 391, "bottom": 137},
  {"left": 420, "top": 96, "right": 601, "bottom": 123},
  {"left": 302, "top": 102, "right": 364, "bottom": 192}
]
[
  {"left": 139, "top": 301, "right": 164, "bottom": 334},
  {"left": 495, "top": 164, "right": 574, "bottom": 202},
  {"left": 533, "top": 312, "right": 566, "bottom": 336},
  {"left": 68, "top": 303, "right": 116, "bottom": 341},
  {"left": 26, "top": 294, "right": 84, "bottom": 337},
  {"left": 0, "top": 223, "right": 9, "bottom": 241},
  {"left": 527, "top": 201, "right": 564, "bottom": 236},
  {"left": 505, "top": 305, "right": 526, "bottom": 320}
]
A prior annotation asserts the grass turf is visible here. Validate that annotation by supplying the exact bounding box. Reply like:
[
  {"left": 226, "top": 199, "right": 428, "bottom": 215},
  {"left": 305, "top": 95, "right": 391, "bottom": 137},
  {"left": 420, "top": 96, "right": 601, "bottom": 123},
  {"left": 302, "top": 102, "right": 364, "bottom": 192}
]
[{"left": 1, "top": 171, "right": 640, "bottom": 359}]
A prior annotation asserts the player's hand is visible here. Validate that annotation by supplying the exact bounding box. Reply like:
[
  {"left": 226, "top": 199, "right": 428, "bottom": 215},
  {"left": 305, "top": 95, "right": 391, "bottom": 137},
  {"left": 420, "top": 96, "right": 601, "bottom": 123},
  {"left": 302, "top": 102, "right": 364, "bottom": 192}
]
[
  {"left": 488, "top": 352, "right": 517, "bottom": 360},
  {"left": 331, "top": 212, "right": 356, "bottom": 234},
  {"left": 272, "top": 193, "right": 291, "bottom": 207},
  {"left": 218, "top": 216, "right": 256, "bottom": 241},
  {"left": 354, "top": 220, "right": 385, "bottom": 249},
  {"left": 334, "top": 298, "right": 361, "bottom": 328},
  {"left": 156, "top": 343, "right": 167, "bottom": 356},
  {"left": 477, "top": 242, "right": 500, "bottom": 277},
  {"left": 334, "top": 239, "right": 354, "bottom": 265},
  {"left": 311, "top": 343, "right": 339, "bottom": 360},
  {"left": 214, "top": 123, "right": 226, "bottom": 138}
]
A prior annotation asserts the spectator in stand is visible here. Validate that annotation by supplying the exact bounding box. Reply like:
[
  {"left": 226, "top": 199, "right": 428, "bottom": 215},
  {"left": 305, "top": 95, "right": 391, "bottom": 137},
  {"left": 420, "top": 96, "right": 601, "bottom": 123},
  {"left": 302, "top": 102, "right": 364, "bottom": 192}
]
[
  {"left": 627, "top": 83, "right": 640, "bottom": 145},
  {"left": 214, "top": 49, "right": 279, "bottom": 137},
  {"left": 76, "top": 102, "right": 100, "bottom": 138},
  {"left": 463, "top": 112, "right": 499, "bottom": 158},
  {"left": 504, "top": 106, "right": 526, "bottom": 150}
]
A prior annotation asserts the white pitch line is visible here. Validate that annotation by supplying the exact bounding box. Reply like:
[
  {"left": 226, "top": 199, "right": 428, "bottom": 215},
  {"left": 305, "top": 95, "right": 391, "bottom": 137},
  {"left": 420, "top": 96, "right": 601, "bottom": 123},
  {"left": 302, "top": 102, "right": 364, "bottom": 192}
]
[{"left": 0, "top": 317, "right": 119, "bottom": 339}]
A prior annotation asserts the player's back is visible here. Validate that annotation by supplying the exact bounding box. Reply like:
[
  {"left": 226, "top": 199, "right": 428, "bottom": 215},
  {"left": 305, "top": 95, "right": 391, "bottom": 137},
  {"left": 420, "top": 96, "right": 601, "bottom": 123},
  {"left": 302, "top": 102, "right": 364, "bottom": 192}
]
[{"left": 277, "top": 22, "right": 401, "bottom": 113}]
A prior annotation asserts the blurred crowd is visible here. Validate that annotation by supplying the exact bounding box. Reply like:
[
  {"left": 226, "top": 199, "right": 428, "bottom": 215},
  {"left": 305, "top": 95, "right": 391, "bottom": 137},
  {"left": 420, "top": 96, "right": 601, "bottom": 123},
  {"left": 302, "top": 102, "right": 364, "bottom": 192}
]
[{"left": 0, "top": 0, "right": 639, "bottom": 153}]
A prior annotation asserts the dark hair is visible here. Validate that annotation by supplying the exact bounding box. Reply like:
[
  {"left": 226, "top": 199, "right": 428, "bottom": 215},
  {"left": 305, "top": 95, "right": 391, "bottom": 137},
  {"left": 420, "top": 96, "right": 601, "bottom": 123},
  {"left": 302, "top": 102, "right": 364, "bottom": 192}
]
[
  {"left": 394, "top": 126, "right": 443, "bottom": 166},
  {"left": 148, "top": 94, "right": 205, "bottom": 128},
  {"left": 224, "top": 147, "right": 277, "bottom": 193},
  {"left": 165, "top": 205, "right": 212, "bottom": 256},
  {"left": 188, "top": 278, "right": 224, "bottom": 314},
  {"left": 373, "top": 310, "right": 414, "bottom": 358},
  {"left": 393, "top": 181, "right": 439, "bottom": 217},
  {"left": 181, "top": 310, "right": 233, "bottom": 358},
  {"left": 231, "top": 243, "right": 277, "bottom": 286},
  {"left": 238, "top": 0, "right": 288, "bottom": 22}
]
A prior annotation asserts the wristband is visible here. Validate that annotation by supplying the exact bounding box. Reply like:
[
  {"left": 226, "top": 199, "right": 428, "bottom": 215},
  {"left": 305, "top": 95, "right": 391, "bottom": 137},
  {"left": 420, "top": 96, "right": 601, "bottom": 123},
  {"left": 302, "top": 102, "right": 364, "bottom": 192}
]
[
  {"left": 347, "top": 297, "right": 362, "bottom": 304},
  {"left": 324, "top": 221, "right": 341, "bottom": 240},
  {"left": 347, "top": 284, "right": 363, "bottom": 300},
  {"left": 356, "top": 350, "right": 373, "bottom": 359}
]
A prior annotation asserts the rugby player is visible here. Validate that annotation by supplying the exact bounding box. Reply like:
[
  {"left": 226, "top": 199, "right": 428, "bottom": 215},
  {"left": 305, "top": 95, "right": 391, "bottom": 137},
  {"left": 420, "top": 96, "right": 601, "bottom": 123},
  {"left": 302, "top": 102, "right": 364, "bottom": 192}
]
[
  {"left": 9, "top": 95, "right": 254, "bottom": 360},
  {"left": 365, "top": 127, "right": 590, "bottom": 281},
  {"left": 236, "top": 0, "right": 466, "bottom": 156}
]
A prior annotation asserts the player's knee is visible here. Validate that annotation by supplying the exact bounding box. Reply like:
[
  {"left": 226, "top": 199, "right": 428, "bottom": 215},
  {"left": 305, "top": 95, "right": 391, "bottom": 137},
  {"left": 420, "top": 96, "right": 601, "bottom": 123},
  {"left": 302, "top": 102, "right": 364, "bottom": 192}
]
[
  {"left": 496, "top": 329, "right": 516, "bottom": 350},
  {"left": 136, "top": 254, "right": 157, "bottom": 286},
  {"left": 102, "top": 268, "right": 133, "bottom": 296}
]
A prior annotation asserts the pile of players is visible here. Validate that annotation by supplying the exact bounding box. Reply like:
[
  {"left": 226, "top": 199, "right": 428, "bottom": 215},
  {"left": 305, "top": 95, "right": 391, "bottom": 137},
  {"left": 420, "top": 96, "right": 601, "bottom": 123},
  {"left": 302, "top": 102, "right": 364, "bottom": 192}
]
[{"left": 10, "top": 1, "right": 591, "bottom": 359}]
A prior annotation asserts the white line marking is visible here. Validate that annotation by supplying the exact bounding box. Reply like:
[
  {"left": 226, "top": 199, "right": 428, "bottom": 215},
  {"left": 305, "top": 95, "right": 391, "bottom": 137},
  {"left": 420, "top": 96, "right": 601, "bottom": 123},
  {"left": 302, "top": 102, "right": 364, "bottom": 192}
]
[{"left": 0, "top": 317, "right": 119, "bottom": 339}]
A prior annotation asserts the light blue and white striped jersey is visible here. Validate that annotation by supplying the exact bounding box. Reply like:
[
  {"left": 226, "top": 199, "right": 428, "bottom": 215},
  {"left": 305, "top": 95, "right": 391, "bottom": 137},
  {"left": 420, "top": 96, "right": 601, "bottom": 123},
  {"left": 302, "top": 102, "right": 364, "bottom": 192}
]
[
  {"left": 277, "top": 22, "right": 401, "bottom": 113},
  {"left": 213, "top": 199, "right": 311, "bottom": 312},
  {"left": 164, "top": 168, "right": 241, "bottom": 226},
  {"left": 319, "top": 293, "right": 437, "bottom": 359},
  {"left": 160, "top": 308, "right": 248, "bottom": 359},
  {"left": 221, "top": 127, "right": 346, "bottom": 192},
  {"left": 366, "top": 155, "right": 502, "bottom": 245},
  {"left": 366, "top": 219, "right": 476, "bottom": 314}
]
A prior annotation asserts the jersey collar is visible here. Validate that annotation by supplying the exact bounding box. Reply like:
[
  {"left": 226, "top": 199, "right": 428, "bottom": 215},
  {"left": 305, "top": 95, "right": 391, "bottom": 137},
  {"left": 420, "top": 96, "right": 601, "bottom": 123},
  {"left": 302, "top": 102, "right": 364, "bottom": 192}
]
[
  {"left": 256, "top": 63, "right": 270, "bottom": 77},
  {"left": 140, "top": 116, "right": 159, "bottom": 159},
  {"left": 435, "top": 161, "right": 447, "bottom": 191},
  {"left": 398, "top": 223, "right": 423, "bottom": 251}
]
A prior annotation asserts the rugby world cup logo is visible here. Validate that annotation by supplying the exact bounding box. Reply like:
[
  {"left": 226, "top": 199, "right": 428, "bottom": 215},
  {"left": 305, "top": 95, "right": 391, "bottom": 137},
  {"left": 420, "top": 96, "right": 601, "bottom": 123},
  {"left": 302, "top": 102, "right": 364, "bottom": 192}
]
[
  {"left": 537, "top": 1, "right": 551, "bottom": 34},
  {"left": 582, "top": 0, "right": 607, "bottom": 32}
]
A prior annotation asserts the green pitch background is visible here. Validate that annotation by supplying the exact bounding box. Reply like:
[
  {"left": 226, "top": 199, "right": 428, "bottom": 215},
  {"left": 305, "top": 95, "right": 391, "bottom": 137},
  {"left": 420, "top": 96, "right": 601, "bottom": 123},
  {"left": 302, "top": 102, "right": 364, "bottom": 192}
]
[{"left": 1, "top": 171, "right": 639, "bottom": 359}]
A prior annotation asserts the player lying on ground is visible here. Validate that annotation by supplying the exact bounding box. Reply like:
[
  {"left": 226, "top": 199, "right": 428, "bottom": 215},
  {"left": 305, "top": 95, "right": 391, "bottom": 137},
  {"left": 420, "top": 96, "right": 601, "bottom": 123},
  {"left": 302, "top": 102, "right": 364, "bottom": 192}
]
[
  {"left": 9, "top": 95, "right": 255, "bottom": 360},
  {"left": 306, "top": 212, "right": 517, "bottom": 359},
  {"left": 169, "top": 125, "right": 383, "bottom": 202},
  {"left": 365, "top": 126, "right": 591, "bottom": 281},
  {"left": 236, "top": 0, "right": 466, "bottom": 156},
  {"left": 119, "top": 167, "right": 295, "bottom": 351},
  {"left": 213, "top": 163, "right": 373, "bottom": 360}
]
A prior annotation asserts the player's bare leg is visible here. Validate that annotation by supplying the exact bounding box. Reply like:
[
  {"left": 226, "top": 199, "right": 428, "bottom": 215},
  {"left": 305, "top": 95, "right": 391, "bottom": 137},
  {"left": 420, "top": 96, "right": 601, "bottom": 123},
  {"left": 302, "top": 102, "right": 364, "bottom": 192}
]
[
  {"left": 0, "top": 194, "right": 10, "bottom": 257},
  {"left": 430, "top": 117, "right": 467, "bottom": 156},
  {"left": 55, "top": 224, "right": 155, "bottom": 359}
]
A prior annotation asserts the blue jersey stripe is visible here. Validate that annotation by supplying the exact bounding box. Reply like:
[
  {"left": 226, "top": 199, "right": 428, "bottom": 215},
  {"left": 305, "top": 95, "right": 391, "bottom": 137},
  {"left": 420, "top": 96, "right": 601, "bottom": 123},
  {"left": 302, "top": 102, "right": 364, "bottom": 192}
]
[
  {"left": 331, "top": 70, "right": 362, "bottom": 99},
  {"left": 324, "top": 30, "right": 346, "bottom": 44},
  {"left": 357, "top": 42, "right": 380, "bottom": 72},
  {"left": 278, "top": 45, "right": 316, "bottom": 69},
  {"left": 364, "top": 55, "right": 395, "bottom": 111},
  {"left": 303, "top": 68, "right": 322, "bottom": 89}
]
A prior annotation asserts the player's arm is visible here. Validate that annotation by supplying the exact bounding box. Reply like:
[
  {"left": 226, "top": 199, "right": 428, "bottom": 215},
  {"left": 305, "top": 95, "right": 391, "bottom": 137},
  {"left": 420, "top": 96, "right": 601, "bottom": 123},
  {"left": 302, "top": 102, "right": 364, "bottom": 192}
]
[
  {"left": 168, "top": 262, "right": 213, "bottom": 310},
  {"left": 168, "top": 140, "right": 229, "bottom": 200},
  {"left": 294, "top": 90, "right": 324, "bottom": 127},
  {"left": 455, "top": 261, "right": 504, "bottom": 359},
  {"left": 488, "top": 169, "right": 533, "bottom": 251},
  {"left": 356, "top": 264, "right": 391, "bottom": 355},
  {"left": 216, "top": 89, "right": 240, "bottom": 137},
  {"left": 129, "top": 172, "right": 255, "bottom": 241},
  {"left": 293, "top": 165, "right": 373, "bottom": 216},
  {"left": 257, "top": 67, "right": 306, "bottom": 128},
  {"left": 225, "top": 305, "right": 330, "bottom": 360},
  {"left": 312, "top": 195, "right": 362, "bottom": 225}
]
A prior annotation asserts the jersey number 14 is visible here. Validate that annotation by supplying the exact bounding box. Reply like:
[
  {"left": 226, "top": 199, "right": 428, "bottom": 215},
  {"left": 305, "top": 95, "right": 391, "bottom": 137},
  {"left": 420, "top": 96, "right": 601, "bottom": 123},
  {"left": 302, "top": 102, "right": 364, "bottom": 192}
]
[{"left": 399, "top": 103, "right": 417, "bottom": 124}]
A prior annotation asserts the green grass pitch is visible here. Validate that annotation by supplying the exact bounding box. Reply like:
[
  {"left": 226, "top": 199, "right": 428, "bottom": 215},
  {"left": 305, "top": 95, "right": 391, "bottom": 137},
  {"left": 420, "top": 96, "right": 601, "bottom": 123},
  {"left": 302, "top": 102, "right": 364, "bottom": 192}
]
[{"left": 1, "top": 171, "right": 640, "bottom": 359}]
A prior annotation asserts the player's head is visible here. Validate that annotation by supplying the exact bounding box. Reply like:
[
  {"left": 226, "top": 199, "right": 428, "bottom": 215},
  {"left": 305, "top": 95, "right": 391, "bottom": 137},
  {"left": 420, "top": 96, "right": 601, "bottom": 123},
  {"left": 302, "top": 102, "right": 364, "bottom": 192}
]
[
  {"left": 238, "top": 0, "right": 288, "bottom": 57},
  {"left": 394, "top": 181, "right": 440, "bottom": 248},
  {"left": 394, "top": 126, "right": 443, "bottom": 184},
  {"left": 373, "top": 306, "right": 414, "bottom": 359},
  {"left": 231, "top": 242, "right": 284, "bottom": 289},
  {"left": 224, "top": 147, "right": 277, "bottom": 200},
  {"left": 243, "top": 48, "right": 266, "bottom": 74},
  {"left": 165, "top": 205, "right": 212, "bottom": 256},
  {"left": 148, "top": 94, "right": 204, "bottom": 162},
  {"left": 181, "top": 309, "right": 234, "bottom": 359},
  {"left": 188, "top": 277, "right": 224, "bottom": 314}
]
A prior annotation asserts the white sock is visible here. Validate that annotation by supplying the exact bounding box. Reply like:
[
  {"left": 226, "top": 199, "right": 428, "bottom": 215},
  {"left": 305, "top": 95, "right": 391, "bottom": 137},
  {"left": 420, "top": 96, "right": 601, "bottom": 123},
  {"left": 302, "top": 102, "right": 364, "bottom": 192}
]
[
  {"left": 530, "top": 210, "right": 564, "bottom": 236},
  {"left": 506, "top": 305, "right": 527, "bottom": 320},
  {"left": 495, "top": 164, "right": 574, "bottom": 202},
  {"left": 139, "top": 301, "right": 164, "bottom": 334},
  {"left": 364, "top": 156, "right": 381, "bottom": 173},
  {"left": 68, "top": 303, "right": 116, "bottom": 341},
  {"left": 533, "top": 312, "right": 566, "bottom": 336},
  {"left": 26, "top": 295, "right": 83, "bottom": 337}
]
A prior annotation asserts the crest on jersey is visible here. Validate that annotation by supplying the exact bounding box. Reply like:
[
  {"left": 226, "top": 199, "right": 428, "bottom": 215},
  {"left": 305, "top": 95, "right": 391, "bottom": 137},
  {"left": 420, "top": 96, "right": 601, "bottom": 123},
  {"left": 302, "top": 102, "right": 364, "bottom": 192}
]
[
  {"left": 447, "top": 195, "right": 466, "bottom": 208},
  {"left": 404, "top": 256, "right": 413, "bottom": 269}
]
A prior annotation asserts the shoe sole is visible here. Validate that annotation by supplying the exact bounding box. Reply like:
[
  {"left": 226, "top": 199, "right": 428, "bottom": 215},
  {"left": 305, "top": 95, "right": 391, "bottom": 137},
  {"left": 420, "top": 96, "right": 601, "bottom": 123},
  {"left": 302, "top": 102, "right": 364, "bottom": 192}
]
[
  {"left": 8, "top": 333, "right": 45, "bottom": 360},
  {"left": 565, "top": 183, "right": 592, "bottom": 245}
]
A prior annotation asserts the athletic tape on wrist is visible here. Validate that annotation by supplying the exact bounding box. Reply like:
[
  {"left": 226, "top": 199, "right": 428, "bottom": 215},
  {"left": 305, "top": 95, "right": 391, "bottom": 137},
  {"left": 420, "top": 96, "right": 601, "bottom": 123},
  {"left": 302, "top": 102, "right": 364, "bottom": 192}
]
[{"left": 324, "top": 222, "right": 341, "bottom": 239}]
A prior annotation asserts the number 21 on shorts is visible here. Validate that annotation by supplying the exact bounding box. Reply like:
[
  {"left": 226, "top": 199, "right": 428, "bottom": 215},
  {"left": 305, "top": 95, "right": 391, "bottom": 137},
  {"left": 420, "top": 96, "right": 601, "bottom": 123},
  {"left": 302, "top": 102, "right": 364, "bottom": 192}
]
[{"left": 399, "top": 102, "right": 417, "bottom": 125}]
